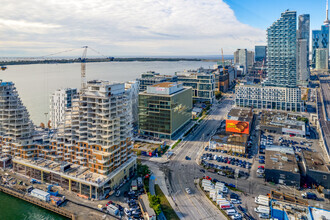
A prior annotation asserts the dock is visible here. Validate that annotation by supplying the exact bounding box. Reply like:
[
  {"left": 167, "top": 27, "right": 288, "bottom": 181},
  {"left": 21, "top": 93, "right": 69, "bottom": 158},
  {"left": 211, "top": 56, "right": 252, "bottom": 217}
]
[{"left": 0, "top": 185, "right": 75, "bottom": 219}]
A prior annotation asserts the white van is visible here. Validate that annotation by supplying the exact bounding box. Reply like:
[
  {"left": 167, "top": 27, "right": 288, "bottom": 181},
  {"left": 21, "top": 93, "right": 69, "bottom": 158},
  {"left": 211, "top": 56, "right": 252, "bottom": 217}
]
[
  {"left": 254, "top": 206, "right": 270, "bottom": 214},
  {"left": 226, "top": 209, "right": 237, "bottom": 216}
]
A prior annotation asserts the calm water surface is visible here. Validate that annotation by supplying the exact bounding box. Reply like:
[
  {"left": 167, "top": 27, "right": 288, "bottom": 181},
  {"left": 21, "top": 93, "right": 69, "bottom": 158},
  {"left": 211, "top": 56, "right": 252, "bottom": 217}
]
[
  {"left": 0, "top": 191, "right": 68, "bottom": 220},
  {"left": 1, "top": 61, "right": 215, "bottom": 125}
]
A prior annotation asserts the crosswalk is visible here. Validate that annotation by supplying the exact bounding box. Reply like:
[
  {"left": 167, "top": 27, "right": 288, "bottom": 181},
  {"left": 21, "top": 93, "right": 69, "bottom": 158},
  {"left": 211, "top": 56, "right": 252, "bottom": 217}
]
[{"left": 278, "top": 185, "right": 292, "bottom": 190}]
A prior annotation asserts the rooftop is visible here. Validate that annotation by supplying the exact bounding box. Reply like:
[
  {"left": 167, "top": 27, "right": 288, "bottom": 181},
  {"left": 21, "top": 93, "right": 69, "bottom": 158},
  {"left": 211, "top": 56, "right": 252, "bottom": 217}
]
[
  {"left": 302, "top": 151, "right": 329, "bottom": 173},
  {"left": 265, "top": 148, "right": 299, "bottom": 173},
  {"left": 151, "top": 82, "right": 177, "bottom": 88},
  {"left": 142, "top": 82, "right": 187, "bottom": 96},
  {"left": 227, "top": 107, "right": 253, "bottom": 122},
  {"left": 210, "top": 130, "right": 248, "bottom": 147},
  {"left": 308, "top": 207, "right": 330, "bottom": 220},
  {"left": 260, "top": 110, "right": 306, "bottom": 131}
]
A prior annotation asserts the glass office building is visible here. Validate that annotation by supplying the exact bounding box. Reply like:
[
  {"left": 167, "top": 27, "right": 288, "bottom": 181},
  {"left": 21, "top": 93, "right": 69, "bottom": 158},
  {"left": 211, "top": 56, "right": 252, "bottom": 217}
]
[
  {"left": 298, "top": 14, "right": 310, "bottom": 67},
  {"left": 312, "top": 25, "right": 329, "bottom": 67},
  {"left": 315, "top": 48, "right": 329, "bottom": 70},
  {"left": 255, "top": 46, "right": 267, "bottom": 62},
  {"left": 176, "top": 72, "right": 215, "bottom": 103},
  {"left": 265, "top": 10, "right": 297, "bottom": 88},
  {"left": 138, "top": 83, "right": 192, "bottom": 139}
]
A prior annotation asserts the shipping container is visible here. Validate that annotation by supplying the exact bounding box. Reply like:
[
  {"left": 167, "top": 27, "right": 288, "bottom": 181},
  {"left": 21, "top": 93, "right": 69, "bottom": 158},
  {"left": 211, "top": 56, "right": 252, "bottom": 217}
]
[{"left": 30, "top": 189, "right": 50, "bottom": 202}]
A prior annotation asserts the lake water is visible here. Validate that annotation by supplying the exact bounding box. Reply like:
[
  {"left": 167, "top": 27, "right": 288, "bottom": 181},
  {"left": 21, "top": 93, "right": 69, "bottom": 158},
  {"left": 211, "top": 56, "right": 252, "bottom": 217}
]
[
  {"left": 0, "top": 191, "right": 67, "bottom": 220},
  {"left": 0, "top": 61, "right": 215, "bottom": 125}
]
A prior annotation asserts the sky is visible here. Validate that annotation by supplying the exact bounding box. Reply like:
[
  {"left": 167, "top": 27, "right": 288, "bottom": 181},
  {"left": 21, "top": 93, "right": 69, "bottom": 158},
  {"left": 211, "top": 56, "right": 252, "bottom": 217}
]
[{"left": 0, "top": 0, "right": 328, "bottom": 57}]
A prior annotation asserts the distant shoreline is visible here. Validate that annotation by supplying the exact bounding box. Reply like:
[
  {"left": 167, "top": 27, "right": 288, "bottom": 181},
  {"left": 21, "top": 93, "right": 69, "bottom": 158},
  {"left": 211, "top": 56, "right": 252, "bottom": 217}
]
[{"left": 0, "top": 57, "right": 212, "bottom": 66}]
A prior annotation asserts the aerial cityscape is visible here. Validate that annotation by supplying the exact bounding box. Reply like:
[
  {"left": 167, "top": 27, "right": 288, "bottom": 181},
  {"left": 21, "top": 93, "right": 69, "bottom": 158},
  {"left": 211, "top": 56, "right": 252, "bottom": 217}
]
[{"left": 1, "top": 0, "right": 330, "bottom": 220}]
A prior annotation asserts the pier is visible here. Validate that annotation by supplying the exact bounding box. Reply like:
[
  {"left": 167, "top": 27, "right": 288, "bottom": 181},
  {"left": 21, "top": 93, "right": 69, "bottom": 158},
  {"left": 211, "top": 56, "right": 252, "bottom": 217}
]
[{"left": 0, "top": 185, "right": 75, "bottom": 219}]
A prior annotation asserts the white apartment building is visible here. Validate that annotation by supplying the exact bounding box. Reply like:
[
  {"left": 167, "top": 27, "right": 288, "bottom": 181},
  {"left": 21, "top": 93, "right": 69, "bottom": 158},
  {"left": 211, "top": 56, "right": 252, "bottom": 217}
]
[
  {"left": 49, "top": 88, "right": 77, "bottom": 129},
  {"left": 234, "top": 49, "right": 253, "bottom": 75},
  {"left": 0, "top": 80, "right": 35, "bottom": 147},
  {"left": 235, "top": 84, "right": 304, "bottom": 112},
  {"left": 0, "top": 79, "right": 136, "bottom": 199},
  {"left": 58, "top": 80, "right": 133, "bottom": 149}
]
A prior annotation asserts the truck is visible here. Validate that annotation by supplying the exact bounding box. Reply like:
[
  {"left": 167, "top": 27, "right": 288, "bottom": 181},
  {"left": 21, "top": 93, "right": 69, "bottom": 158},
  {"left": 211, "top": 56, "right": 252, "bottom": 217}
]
[
  {"left": 137, "top": 177, "right": 143, "bottom": 187},
  {"left": 131, "top": 180, "right": 138, "bottom": 191},
  {"left": 254, "top": 198, "right": 269, "bottom": 206},
  {"left": 219, "top": 203, "right": 233, "bottom": 209},
  {"left": 254, "top": 206, "right": 270, "bottom": 214},
  {"left": 30, "top": 179, "right": 41, "bottom": 184},
  {"left": 302, "top": 192, "right": 317, "bottom": 200},
  {"left": 107, "top": 204, "right": 119, "bottom": 216},
  {"left": 257, "top": 195, "right": 269, "bottom": 200},
  {"left": 47, "top": 185, "right": 59, "bottom": 197}
]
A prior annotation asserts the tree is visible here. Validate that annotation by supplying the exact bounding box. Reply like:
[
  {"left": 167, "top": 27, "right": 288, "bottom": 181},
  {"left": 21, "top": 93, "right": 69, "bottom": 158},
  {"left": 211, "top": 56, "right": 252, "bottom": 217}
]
[{"left": 215, "top": 91, "right": 222, "bottom": 100}]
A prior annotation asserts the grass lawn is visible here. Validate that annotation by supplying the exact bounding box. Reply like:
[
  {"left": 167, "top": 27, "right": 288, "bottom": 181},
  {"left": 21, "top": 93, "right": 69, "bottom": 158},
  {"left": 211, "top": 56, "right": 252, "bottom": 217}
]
[
  {"left": 155, "top": 184, "right": 179, "bottom": 220},
  {"left": 171, "top": 139, "right": 181, "bottom": 149}
]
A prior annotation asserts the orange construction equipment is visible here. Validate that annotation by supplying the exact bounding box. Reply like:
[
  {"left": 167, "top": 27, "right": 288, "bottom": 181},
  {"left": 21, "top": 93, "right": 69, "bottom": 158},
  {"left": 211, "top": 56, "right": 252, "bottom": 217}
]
[{"left": 40, "top": 123, "right": 45, "bottom": 128}]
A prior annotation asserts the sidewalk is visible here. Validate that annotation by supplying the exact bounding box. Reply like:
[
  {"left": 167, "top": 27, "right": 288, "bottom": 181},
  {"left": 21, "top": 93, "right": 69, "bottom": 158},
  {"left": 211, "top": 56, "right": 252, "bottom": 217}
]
[{"left": 143, "top": 162, "right": 183, "bottom": 219}]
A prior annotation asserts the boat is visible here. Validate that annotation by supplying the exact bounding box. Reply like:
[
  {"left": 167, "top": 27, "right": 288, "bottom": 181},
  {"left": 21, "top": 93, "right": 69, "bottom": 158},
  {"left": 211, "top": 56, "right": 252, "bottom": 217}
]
[{"left": 1, "top": 66, "right": 7, "bottom": 71}]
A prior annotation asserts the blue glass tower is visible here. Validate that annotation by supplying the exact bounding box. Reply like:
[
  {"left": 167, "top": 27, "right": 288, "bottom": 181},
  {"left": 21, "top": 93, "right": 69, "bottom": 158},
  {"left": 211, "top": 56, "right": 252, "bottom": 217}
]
[
  {"left": 255, "top": 46, "right": 267, "bottom": 62},
  {"left": 265, "top": 10, "right": 297, "bottom": 88},
  {"left": 312, "top": 25, "right": 329, "bottom": 67}
]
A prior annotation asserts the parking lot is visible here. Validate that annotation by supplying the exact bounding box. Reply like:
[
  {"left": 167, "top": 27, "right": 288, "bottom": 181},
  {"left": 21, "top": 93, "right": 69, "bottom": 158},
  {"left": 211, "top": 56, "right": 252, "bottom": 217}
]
[
  {"left": 104, "top": 177, "right": 145, "bottom": 219},
  {"left": 259, "top": 132, "right": 320, "bottom": 155},
  {"left": 200, "top": 147, "right": 253, "bottom": 179},
  {"left": 201, "top": 176, "right": 260, "bottom": 220}
]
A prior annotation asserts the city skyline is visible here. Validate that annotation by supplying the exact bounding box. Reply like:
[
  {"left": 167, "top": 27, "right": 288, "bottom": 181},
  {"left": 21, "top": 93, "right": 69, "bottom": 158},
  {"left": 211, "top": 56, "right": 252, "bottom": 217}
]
[{"left": 1, "top": 0, "right": 329, "bottom": 57}]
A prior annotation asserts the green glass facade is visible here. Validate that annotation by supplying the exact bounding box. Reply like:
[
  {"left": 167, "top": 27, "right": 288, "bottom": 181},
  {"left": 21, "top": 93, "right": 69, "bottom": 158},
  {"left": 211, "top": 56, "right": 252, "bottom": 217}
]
[{"left": 138, "top": 88, "right": 192, "bottom": 139}]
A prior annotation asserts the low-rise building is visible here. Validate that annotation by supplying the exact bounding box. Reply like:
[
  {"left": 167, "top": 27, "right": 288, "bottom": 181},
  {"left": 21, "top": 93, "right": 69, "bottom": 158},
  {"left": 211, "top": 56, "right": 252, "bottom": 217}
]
[
  {"left": 137, "top": 71, "right": 177, "bottom": 92},
  {"left": 226, "top": 107, "right": 253, "bottom": 135},
  {"left": 176, "top": 71, "right": 215, "bottom": 103},
  {"left": 209, "top": 130, "right": 247, "bottom": 154},
  {"left": 307, "top": 207, "right": 330, "bottom": 220},
  {"left": 235, "top": 84, "right": 304, "bottom": 112},
  {"left": 300, "top": 151, "right": 330, "bottom": 189},
  {"left": 260, "top": 111, "right": 306, "bottom": 137},
  {"left": 138, "top": 82, "right": 192, "bottom": 139},
  {"left": 264, "top": 146, "right": 300, "bottom": 187}
]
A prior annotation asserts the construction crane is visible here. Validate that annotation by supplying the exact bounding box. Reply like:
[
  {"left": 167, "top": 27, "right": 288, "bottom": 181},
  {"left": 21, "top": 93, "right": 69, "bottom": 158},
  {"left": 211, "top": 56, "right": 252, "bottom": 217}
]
[
  {"left": 81, "top": 46, "right": 88, "bottom": 91},
  {"left": 258, "top": 58, "right": 265, "bottom": 83},
  {"left": 221, "top": 48, "right": 227, "bottom": 73},
  {"left": 220, "top": 48, "right": 227, "bottom": 92}
]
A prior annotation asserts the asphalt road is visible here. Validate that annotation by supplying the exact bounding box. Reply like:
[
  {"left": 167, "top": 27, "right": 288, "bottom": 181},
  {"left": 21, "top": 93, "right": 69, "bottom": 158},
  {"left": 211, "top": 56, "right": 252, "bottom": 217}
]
[{"left": 167, "top": 97, "right": 234, "bottom": 220}]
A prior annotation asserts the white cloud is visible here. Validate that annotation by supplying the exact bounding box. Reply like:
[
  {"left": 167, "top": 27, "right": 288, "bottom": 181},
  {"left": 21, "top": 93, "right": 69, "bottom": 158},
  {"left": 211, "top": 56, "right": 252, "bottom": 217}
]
[{"left": 0, "top": 0, "right": 266, "bottom": 56}]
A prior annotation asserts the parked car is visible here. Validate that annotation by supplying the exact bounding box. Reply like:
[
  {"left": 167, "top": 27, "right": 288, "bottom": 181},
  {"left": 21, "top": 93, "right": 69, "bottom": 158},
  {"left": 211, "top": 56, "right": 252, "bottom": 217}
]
[{"left": 185, "top": 188, "right": 191, "bottom": 194}]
